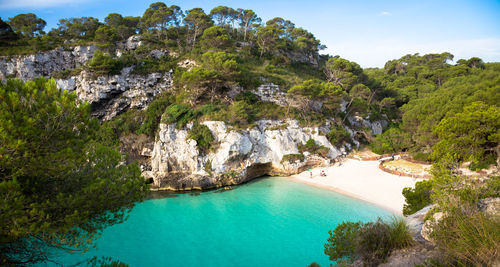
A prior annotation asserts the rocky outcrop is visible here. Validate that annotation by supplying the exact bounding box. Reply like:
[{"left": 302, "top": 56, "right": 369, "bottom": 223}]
[
  {"left": 406, "top": 204, "right": 436, "bottom": 243},
  {"left": 348, "top": 115, "right": 388, "bottom": 135},
  {"left": 252, "top": 83, "right": 288, "bottom": 106},
  {"left": 0, "top": 45, "right": 96, "bottom": 80},
  {"left": 57, "top": 67, "right": 172, "bottom": 120},
  {"left": 478, "top": 197, "right": 500, "bottom": 220},
  {"left": 1, "top": 37, "right": 172, "bottom": 120},
  {"left": 143, "top": 119, "right": 343, "bottom": 190}
]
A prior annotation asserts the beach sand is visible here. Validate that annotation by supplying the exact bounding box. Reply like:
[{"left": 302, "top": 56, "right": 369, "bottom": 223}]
[{"left": 290, "top": 159, "right": 422, "bottom": 214}]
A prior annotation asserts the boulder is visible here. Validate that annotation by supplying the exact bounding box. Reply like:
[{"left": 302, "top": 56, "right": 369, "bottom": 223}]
[{"left": 478, "top": 197, "right": 500, "bottom": 220}]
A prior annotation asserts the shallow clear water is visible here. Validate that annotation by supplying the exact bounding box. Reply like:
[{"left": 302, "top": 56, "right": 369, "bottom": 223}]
[{"left": 47, "top": 177, "right": 392, "bottom": 267}]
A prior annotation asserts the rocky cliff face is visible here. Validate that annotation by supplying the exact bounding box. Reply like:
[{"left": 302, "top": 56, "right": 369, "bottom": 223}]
[
  {"left": 0, "top": 45, "right": 96, "bottom": 80},
  {"left": 0, "top": 37, "right": 173, "bottom": 120},
  {"left": 57, "top": 68, "right": 172, "bottom": 120},
  {"left": 143, "top": 119, "right": 342, "bottom": 190},
  {"left": 1, "top": 42, "right": 388, "bottom": 191}
]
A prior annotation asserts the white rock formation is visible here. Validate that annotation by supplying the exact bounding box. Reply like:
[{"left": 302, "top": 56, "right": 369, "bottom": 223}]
[
  {"left": 348, "top": 115, "right": 389, "bottom": 135},
  {"left": 0, "top": 44, "right": 173, "bottom": 120},
  {"left": 62, "top": 67, "right": 173, "bottom": 120},
  {"left": 145, "top": 119, "right": 342, "bottom": 190},
  {"left": 0, "top": 45, "right": 97, "bottom": 80}
]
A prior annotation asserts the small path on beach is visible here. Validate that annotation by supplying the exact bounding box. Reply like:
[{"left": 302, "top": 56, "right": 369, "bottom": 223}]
[{"left": 290, "top": 159, "right": 422, "bottom": 214}]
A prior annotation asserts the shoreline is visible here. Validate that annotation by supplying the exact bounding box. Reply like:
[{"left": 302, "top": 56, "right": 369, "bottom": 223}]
[{"left": 289, "top": 159, "right": 422, "bottom": 215}]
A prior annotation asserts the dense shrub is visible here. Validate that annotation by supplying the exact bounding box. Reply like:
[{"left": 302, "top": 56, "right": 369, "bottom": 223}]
[
  {"left": 87, "top": 50, "right": 124, "bottom": 75},
  {"left": 137, "top": 96, "right": 172, "bottom": 136},
  {"left": 163, "top": 104, "right": 197, "bottom": 128},
  {"left": 281, "top": 153, "right": 305, "bottom": 164},
  {"left": 98, "top": 109, "right": 145, "bottom": 146},
  {"left": 187, "top": 122, "right": 214, "bottom": 153},
  {"left": 370, "top": 126, "right": 411, "bottom": 154},
  {"left": 324, "top": 221, "right": 362, "bottom": 263},
  {"left": 298, "top": 139, "right": 329, "bottom": 157},
  {"left": 132, "top": 56, "right": 178, "bottom": 75},
  {"left": 411, "top": 152, "right": 431, "bottom": 162},
  {"left": 431, "top": 208, "right": 500, "bottom": 266},
  {"left": 469, "top": 153, "right": 496, "bottom": 171},
  {"left": 324, "top": 218, "right": 413, "bottom": 266},
  {"left": 326, "top": 125, "right": 351, "bottom": 146},
  {"left": 402, "top": 179, "right": 434, "bottom": 216}
]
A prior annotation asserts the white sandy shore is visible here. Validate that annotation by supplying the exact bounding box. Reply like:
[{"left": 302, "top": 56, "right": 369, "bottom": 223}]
[{"left": 290, "top": 159, "right": 422, "bottom": 214}]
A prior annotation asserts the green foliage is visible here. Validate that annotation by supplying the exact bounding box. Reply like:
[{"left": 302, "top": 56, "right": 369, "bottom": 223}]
[
  {"left": 184, "top": 7, "right": 213, "bottom": 49},
  {"left": 140, "top": 2, "right": 174, "bottom": 38},
  {"left": 411, "top": 152, "right": 431, "bottom": 162},
  {"left": 281, "top": 153, "right": 305, "bottom": 164},
  {"left": 104, "top": 13, "right": 139, "bottom": 40},
  {"left": 400, "top": 63, "right": 500, "bottom": 152},
  {"left": 324, "top": 218, "right": 413, "bottom": 266},
  {"left": 163, "top": 104, "right": 196, "bottom": 127},
  {"left": 98, "top": 109, "right": 145, "bottom": 146},
  {"left": 431, "top": 207, "right": 500, "bottom": 266},
  {"left": 8, "top": 13, "right": 46, "bottom": 38},
  {"left": 324, "top": 221, "right": 362, "bottom": 262},
  {"left": 298, "top": 139, "right": 329, "bottom": 157},
  {"left": 201, "top": 25, "right": 231, "bottom": 50},
  {"left": 177, "top": 51, "right": 239, "bottom": 105},
  {"left": 87, "top": 50, "right": 124, "bottom": 75},
  {"left": 53, "top": 17, "right": 101, "bottom": 41},
  {"left": 370, "top": 126, "right": 412, "bottom": 154},
  {"left": 431, "top": 101, "right": 500, "bottom": 165},
  {"left": 88, "top": 256, "right": 130, "bottom": 267},
  {"left": 51, "top": 67, "right": 83, "bottom": 79},
  {"left": 326, "top": 125, "right": 351, "bottom": 146},
  {"left": 402, "top": 179, "right": 434, "bottom": 216},
  {"left": 0, "top": 18, "right": 18, "bottom": 45},
  {"left": 137, "top": 96, "right": 173, "bottom": 136},
  {"left": 469, "top": 153, "right": 496, "bottom": 171},
  {"left": 133, "top": 56, "right": 178, "bottom": 74},
  {"left": 187, "top": 122, "right": 214, "bottom": 153},
  {"left": 0, "top": 78, "right": 148, "bottom": 265}
]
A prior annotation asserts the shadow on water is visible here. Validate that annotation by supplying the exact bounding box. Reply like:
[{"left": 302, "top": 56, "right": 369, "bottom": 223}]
[{"left": 146, "top": 176, "right": 275, "bottom": 200}]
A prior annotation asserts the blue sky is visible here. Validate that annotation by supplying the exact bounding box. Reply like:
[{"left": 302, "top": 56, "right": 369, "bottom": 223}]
[{"left": 1, "top": 0, "right": 499, "bottom": 67}]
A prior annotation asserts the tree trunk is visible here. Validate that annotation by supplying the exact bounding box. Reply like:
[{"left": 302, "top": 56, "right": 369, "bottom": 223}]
[
  {"left": 493, "top": 144, "right": 500, "bottom": 171},
  {"left": 192, "top": 26, "right": 198, "bottom": 50},
  {"left": 243, "top": 21, "right": 249, "bottom": 41}
]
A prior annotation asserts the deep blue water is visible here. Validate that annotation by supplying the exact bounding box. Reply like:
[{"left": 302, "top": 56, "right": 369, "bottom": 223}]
[{"left": 47, "top": 177, "right": 392, "bottom": 267}]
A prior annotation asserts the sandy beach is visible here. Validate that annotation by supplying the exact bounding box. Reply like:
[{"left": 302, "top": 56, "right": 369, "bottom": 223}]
[{"left": 290, "top": 159, "right": 422, "bottom": 214}]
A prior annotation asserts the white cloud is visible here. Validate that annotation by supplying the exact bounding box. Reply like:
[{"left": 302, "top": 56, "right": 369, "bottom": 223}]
[
  {"left": 0, "top": 0, "right": 88, "bottom": 9},
  {"left": 380, "top": 11, "right": 391, "bottom": 16},
  {"left": 324, "top": 38, "right": 500, "bottom": 68}
]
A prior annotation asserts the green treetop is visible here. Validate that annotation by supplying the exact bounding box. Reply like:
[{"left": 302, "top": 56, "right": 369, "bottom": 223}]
[
  {"left": 0, "top": 78, "right": 148, "bottom": 265},
  {"left": 8, "top": 13, "right": 46, "bottom": 38}
]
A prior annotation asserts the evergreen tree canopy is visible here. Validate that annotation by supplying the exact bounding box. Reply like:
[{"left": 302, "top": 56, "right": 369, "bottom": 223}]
[
  {"left": 0, "top": 79, "right": 148, "bottom": 265},
  {"left": 7, "top": 13, "right": 46, "bottom": 38}
]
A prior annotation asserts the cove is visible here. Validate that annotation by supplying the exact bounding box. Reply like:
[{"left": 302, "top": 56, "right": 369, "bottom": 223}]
[{"left": 48, "top": 177, "right": 392, "bottom": 267}]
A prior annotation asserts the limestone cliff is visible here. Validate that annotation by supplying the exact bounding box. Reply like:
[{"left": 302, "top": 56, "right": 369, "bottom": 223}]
[
  {"left": 57, "top": 68, "right": 172, "bottom": 120},
  {"left": 0, "top": 42, "right": 388, "bottom": 191},
  {"left": 143, "top": 119, "right": 343, "bottom": 190},
  {"left": 0, "top": 45, "right": 96, "bottom": 80},
  {"left": 0, "top": 36, "right": 173, "bottom": 120}
]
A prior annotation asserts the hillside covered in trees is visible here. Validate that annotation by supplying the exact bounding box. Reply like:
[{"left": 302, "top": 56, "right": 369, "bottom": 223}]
[{"left": 0, "top": 2, "right": 499, "bottom": 266}]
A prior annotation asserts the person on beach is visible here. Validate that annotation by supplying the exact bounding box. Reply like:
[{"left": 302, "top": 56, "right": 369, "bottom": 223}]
[
  {"left": 321, "top": 170, "right": 326, "bottom": 177},
  {"left": 309, "top": 170, "right": 312, "bottom": 178}
]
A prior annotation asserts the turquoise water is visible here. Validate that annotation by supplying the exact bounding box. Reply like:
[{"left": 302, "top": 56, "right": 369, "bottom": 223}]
[{"left": 49, "top": 177, "right": 392, "bottom": 267}]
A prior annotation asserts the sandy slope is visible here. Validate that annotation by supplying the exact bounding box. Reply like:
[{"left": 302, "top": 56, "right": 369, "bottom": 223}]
[{"left": 290, "top": 159, "right": 422, "bottom": 214}]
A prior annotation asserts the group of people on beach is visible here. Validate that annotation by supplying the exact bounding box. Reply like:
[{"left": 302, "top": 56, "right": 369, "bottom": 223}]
[
  {"left": 308, "top": 151, "right": 347, "bottom": 178},
  {"left": 309, "top": 170, "right": 327, "bottom": 178}
]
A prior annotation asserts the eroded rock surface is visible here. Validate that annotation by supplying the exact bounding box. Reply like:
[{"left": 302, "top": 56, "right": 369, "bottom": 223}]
[
  {"left": 0, "top": 45, "right": 96, "bottom": 80},
  {"left": 144, "top": 119, "right": 343, "bottom": 190},
  {"left": 58, "top": 67, "right": 172, "bottom": 120}
]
